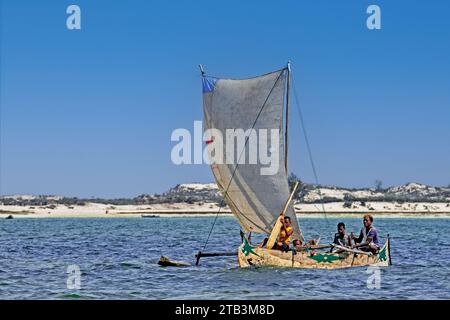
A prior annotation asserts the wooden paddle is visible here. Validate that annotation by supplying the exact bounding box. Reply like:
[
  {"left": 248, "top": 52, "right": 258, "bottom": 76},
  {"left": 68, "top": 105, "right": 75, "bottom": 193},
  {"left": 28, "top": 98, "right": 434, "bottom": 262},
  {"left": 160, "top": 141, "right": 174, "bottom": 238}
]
[{"left": 266, "top": 181, "right": 299, "bottom": 249}]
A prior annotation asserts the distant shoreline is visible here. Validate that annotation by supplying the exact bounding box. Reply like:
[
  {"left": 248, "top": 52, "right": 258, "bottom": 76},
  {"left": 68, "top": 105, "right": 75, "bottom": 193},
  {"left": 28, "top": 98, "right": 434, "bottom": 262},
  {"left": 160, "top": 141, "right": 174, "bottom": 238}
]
[
  {"left": 1, "top": 201, "right": 450, "bottom": 218},
  {"left": 2, "top": 182, "right": 449, "bottom": 220},
  {"left": 2, "top": 213, "right": 450, "bottom": 219}
]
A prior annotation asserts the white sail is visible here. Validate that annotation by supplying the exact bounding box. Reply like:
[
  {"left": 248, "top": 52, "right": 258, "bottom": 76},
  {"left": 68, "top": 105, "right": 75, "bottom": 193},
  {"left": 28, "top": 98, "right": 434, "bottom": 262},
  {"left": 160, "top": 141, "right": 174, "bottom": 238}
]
[{"left": 202, "top": 68, "right": 304, "bottom": 241}]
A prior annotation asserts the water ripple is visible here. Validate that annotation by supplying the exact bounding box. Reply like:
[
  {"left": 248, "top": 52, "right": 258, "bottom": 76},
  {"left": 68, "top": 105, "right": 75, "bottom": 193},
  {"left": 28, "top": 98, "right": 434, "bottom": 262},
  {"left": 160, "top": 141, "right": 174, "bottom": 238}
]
[{"left": 0, "top": 217, "right": 449, "bottom": 299}]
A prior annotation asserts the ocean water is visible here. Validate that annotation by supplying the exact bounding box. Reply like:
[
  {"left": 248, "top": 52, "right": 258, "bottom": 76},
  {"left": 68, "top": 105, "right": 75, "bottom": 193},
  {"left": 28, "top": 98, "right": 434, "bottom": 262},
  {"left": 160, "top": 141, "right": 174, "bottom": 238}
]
[{"left": 0, "top": 216, "right": 449, "bottom": 299}]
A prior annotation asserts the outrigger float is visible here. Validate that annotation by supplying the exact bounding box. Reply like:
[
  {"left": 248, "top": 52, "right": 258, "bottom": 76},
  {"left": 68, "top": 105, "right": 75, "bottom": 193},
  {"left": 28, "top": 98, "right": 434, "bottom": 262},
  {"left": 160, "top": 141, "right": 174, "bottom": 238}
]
[{"left": 193, "top": 63, "right": 392, "bottom": 269}]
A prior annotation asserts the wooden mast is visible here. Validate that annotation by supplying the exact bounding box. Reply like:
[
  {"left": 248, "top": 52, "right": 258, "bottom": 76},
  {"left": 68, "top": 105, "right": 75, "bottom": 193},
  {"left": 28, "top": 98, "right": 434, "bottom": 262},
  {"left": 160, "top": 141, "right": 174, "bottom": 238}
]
[{"left": 285, "top": 61, "right": 291, "bottom": 173}]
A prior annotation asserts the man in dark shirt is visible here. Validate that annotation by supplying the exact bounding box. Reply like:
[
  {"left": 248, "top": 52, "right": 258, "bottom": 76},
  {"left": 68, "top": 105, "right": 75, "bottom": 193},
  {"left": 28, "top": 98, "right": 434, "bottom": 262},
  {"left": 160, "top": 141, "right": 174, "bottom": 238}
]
[
  {"left": 351, "top": 214, "right": 380, "bottom": 254},
  {"left": 331, "top": 222, "right": 351, "bottom": 252}
]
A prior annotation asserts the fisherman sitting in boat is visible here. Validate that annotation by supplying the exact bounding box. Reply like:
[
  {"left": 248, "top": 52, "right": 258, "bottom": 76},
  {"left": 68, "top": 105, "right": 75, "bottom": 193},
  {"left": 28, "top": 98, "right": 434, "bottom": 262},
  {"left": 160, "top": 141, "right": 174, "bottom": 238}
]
[
  {"left": 331, "top": 222, "right": 352, "bottom": 252},
  {"left": 351, "top": 214, "right": 380, "bottom": 254},
  {"left": 273, "top": 215, "right": 294, "bottom": 252},
  {"left": 257, "top": 214, "right": 293, "bottom": 251}
]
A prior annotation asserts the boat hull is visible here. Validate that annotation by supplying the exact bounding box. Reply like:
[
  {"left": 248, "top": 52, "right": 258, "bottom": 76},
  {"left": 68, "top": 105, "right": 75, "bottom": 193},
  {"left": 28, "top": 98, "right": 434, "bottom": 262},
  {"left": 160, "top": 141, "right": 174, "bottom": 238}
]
[{"left": 238, "top": 238, "right": 391, "bottom": 269}]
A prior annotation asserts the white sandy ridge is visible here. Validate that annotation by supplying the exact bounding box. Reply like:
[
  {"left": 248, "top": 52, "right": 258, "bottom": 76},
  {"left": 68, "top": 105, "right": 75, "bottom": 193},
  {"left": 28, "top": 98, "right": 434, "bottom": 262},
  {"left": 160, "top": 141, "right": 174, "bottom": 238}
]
[{"left": 1, "top": 201, "right": 450, "bottom": 218}]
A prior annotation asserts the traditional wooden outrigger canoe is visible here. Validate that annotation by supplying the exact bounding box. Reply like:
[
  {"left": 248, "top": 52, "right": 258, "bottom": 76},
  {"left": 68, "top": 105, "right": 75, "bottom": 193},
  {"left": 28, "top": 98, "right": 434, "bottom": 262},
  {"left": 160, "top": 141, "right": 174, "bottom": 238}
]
[
  {"left": 199, "top": 63, "right": 392, "bottom": 269},
  {"left": 237, "top": 237, "right": 391, "bottom": 269}
]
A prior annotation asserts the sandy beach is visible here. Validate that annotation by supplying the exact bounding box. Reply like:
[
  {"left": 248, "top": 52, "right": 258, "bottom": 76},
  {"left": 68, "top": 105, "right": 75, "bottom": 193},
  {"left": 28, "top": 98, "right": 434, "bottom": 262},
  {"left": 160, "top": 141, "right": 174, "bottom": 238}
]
[{"left": 1, "top": 201, "right": 450, "bottom": 218}]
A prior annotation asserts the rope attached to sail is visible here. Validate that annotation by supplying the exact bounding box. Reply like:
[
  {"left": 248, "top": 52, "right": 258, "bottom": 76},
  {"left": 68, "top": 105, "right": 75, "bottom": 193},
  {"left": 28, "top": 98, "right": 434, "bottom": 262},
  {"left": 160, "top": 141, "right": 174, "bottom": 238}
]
[{"left": 291, "top": 73, "right": 329, "bottom": 224}]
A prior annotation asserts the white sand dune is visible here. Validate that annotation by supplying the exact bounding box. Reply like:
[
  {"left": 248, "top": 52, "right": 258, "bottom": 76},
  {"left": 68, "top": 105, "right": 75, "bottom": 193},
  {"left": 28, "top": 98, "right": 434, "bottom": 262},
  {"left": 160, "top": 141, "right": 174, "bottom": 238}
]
[{"left": 1, "top": 201, "right": 450, "bottom": 218}]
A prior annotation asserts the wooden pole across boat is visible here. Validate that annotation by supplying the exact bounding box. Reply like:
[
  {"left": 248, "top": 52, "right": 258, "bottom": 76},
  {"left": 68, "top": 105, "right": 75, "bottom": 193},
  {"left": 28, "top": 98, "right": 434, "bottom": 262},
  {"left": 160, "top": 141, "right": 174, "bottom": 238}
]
[
  {"left": 296, "top": 244, "right": 332, "bottom": 251},
  {"left": 266, "top": 181, "right": 299, "bottom": 249},
  {"left": 330, "top": 243, "right": 372, "bottom": 256}
]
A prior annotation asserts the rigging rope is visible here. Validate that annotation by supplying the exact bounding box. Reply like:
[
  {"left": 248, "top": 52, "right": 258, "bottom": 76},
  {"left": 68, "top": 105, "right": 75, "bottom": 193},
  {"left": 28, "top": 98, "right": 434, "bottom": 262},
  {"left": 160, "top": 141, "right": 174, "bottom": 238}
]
[
  {"left": 199, "top": 69, "right": 286, "bottom": 253},
  {"left": 291, "top": 74, "right": 329, "bottom": 224}
]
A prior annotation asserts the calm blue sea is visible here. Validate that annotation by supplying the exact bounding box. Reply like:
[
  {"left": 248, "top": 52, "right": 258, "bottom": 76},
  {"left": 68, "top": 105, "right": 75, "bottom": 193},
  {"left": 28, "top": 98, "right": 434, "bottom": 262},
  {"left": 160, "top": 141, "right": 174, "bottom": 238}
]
[{"left": 0, "top": 216, "right": 449, "bottom": 299}]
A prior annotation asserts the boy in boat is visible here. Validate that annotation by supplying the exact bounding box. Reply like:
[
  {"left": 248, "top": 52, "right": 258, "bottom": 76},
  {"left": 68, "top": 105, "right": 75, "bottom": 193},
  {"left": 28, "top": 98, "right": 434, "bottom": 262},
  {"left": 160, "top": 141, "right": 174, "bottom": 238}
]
[
  {"left": 331, "top": 222, "right": 352, "bottom": 252},
  {"left": 351, "top": 214, "right": 380, "bottom": 254},
  {"left": 292, "top": 238, "right": 317, "bottom": 251}
]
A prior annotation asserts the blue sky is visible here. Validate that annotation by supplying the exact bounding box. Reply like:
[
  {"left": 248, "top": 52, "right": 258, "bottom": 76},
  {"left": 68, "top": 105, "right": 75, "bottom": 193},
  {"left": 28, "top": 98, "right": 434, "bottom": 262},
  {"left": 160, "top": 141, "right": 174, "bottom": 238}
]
[{"left": 1, "top": 0, "right": 449, "bottom": 197}]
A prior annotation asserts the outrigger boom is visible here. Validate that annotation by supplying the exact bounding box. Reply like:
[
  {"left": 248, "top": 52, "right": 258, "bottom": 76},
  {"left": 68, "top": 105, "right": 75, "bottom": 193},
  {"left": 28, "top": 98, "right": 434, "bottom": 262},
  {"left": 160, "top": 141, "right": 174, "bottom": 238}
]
[{"left": 195, "top": 251, "right": 237, "bottom": 265}]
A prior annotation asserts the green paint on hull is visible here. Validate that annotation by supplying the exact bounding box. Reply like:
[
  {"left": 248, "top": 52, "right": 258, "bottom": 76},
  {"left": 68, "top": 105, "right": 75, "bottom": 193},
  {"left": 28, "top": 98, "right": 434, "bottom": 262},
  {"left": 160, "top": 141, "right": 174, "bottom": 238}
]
[
  {"left": 377, "top": 245, "right": 387, "bottom": 262},
  {"left": 242, "top": 237, "right": 260, "bottom": 257},
  {"left": 308, "top": 253, "right": 343, "bottom": 263}
]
